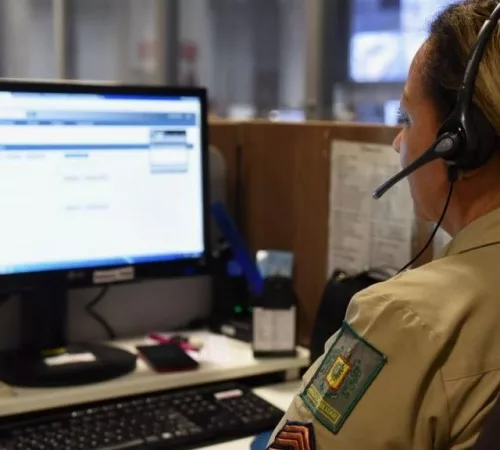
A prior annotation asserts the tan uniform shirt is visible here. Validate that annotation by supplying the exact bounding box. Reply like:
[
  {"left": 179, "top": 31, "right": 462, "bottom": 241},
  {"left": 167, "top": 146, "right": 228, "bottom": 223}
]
[{"left": 268, "top": 208, "right": 500, "bottom": 450}]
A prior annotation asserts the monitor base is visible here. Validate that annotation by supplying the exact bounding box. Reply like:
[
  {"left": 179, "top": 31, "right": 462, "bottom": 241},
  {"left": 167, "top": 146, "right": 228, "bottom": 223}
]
[{"left": 0, "top": 343, "right": 137, "bottom": 388}]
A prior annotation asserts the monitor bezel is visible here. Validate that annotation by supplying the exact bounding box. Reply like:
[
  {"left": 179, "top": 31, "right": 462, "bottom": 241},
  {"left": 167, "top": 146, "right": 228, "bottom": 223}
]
[{"left": 0, "top": 79, "right": 211, "bottom": 291}]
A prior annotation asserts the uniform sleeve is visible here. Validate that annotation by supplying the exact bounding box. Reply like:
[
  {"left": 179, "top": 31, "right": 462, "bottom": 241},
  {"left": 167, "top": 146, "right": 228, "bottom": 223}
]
[
  {"left": 266, "top": 331, "right": 341, "bottom": 444},
  {"left": 267, "top": 288, "right": 451, "bottom": 450}
]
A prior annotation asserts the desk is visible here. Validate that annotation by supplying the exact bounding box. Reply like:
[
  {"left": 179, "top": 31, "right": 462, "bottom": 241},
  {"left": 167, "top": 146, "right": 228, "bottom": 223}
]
[
  {"left": 0, "top": 331, "right": 309, "bottom": 418},
  {"left": 200, "top": 381, "right": 301, "bottom": 450}
]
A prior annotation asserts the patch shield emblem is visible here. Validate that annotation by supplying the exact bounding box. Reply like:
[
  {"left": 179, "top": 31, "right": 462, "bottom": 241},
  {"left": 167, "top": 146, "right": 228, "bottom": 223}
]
[{"left": 300, "top": 321, "right": 387, "bottom": 434}]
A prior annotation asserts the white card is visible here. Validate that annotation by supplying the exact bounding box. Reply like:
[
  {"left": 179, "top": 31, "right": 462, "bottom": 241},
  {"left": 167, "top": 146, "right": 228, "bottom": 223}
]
[{"left": 252, "top": 306, "right": 296, "bottom": 352}]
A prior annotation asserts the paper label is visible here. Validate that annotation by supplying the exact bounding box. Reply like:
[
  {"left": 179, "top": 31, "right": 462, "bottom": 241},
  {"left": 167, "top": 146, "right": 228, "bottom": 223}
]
[
  {"left": 44, "top": 352, "right": 96, "bottom": 367},
  {"left": 93, "top": 266, "right": 135, "bottom": 284}
]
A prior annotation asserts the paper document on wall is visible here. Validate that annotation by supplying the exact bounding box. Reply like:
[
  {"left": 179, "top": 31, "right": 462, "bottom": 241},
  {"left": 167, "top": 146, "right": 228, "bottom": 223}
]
[{"left": 327, "top": 140, "right": 414, "bottom": 276}]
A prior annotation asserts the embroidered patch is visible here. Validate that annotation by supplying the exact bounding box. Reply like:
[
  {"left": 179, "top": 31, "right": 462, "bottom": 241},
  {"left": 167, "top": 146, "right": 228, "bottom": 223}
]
[
  {"left": 267, "top": 421, "right": 316, "bottom": 450},
  {"left": 300, "top": 321, "right": 387, "bottom": 434}
]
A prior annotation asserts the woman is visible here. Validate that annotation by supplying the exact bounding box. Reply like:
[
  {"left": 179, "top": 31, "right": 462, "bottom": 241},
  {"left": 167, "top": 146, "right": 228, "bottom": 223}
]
[{"left": 268, "top": 1, "right": 500, "bottom": 449}]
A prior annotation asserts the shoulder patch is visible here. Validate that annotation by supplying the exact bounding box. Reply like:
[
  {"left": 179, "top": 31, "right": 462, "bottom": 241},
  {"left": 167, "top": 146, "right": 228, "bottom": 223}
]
[
  {"left": 300, "top": 321, "right": 387, "bottom": 434},
  {"left": 267, "top": 421, "right": 316, "bottom": 450}
]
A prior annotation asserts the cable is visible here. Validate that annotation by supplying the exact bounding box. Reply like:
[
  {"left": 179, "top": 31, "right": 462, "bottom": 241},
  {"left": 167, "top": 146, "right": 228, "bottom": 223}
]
[
  {"left": 398, "top": 174, "right": 456, "bottom": 274},
  {"left": 84, "top": 285, "right": 116, "bottom": 340}
]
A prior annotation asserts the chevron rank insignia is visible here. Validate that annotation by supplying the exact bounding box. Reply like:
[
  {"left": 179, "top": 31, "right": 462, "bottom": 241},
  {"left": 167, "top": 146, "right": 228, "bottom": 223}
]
[
  {"left": 300, "top": 321, "right": 387, "bottom": 434},
  {"left": 267, "top": 421, "right": 316, "bottom": 450}
]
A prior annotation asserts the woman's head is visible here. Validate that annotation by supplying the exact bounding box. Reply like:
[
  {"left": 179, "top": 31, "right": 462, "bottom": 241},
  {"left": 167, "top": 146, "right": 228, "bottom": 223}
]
[{"left": 394, "top": 0, "right": 500, "bottom": 234}]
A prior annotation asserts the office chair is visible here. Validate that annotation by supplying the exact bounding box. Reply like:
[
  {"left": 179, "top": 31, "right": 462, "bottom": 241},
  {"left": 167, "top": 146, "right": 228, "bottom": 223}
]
[
  {"left": 309, "top": 269, "right": 391, "bottom": 364},
  {"left": 471, "top": 394, "right": 500, "bottom": 449}
]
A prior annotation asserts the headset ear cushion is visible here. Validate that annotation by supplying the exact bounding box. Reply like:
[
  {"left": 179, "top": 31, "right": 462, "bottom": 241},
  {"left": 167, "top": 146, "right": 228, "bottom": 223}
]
[
  {"left": 436, "top": 104, "right": 497, "bottom": 171},
  {"left": 466, "top": 103, "right": 498, "bottom": 169}
]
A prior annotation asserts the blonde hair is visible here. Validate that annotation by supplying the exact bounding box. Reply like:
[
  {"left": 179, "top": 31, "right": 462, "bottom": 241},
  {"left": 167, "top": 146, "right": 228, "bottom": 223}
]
[{"left": 425, "top": 0, "right": 500, "bottom": 132}]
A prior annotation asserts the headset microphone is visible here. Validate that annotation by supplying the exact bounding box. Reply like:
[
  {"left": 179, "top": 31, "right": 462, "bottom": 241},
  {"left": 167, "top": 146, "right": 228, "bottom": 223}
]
[{"left": 372, "top": 133, "right": 459, "bottom": 199}]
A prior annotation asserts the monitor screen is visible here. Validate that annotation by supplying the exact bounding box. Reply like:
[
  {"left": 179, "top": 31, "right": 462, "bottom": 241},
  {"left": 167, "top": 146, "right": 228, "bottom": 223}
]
[
  {"left": 384, "top": 99, "right": 402, "bottom": 125},
  {"left": 0, "top": 88, "right": 206, "bottom": 275}
]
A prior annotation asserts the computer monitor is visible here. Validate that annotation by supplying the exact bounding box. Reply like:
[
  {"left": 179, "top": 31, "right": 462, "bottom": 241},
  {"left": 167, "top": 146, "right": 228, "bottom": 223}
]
[
  {"left": 268, "top": 109, "right": 306, "bottom": 123},
  {"left": 0, "top": 80, "right": 210, "bottom": 387}
]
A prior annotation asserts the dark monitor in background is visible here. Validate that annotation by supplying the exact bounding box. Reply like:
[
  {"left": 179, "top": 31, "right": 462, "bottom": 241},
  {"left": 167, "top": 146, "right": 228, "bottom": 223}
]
[
  {"left": 354, "top": 101, "right": 385, "bottom": 124},
  {"left": 0, "top": 81, "right": 210, "bottom": 387}
]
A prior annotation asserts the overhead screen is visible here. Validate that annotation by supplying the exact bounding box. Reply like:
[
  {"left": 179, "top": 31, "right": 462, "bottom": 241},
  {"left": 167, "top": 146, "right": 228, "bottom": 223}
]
[{"left": 349, "top": 0, "right": 457, "bottom": 82}]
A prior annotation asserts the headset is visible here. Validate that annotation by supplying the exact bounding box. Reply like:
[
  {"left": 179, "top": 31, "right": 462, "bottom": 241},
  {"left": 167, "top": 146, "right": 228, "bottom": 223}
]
[{"left": 372, "top": 2, "right": 500, "bottom": 271}]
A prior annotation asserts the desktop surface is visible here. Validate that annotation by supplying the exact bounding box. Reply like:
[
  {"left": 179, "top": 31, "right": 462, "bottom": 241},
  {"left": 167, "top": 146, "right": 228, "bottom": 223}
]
[
  {"left": 0, "top": 332, "right": 307, "bottom": 449},
  {"left": 0, "top": 331, "right": 309, "bottom": 418}
]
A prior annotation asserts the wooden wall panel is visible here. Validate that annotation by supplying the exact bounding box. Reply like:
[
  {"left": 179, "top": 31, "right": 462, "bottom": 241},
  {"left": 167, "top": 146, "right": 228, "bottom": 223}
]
[
  {"left": 209, "top": 120, "right": 432, "bottom": 347},
  {"left": 238, "top": 122, "right": 297, "bottom": 252},
  {"left": 289, "top": 124, "right": 332, "bottom": 345},
  {"left": 237, "top": 122, "right": 405, "bottom": 345},
  {"left": 208, "top": 121, "right": 240, "bottom": 216}
]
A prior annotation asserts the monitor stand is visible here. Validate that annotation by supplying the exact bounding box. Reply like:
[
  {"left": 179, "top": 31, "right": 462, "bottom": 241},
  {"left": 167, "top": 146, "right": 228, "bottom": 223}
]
[{"left": 0, "top": 285, "right": 137, "bottom": 388}]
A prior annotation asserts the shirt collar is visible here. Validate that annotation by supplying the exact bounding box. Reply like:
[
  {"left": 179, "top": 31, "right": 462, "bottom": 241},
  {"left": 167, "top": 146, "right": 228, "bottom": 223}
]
[{"left": 438, "top": 207, "right": 500, "bottom": 258}]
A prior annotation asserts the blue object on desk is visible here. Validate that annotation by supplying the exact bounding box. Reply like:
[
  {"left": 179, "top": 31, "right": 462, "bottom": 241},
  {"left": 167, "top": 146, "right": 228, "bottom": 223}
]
[
  {"left": 211, "top": 202, "right": 264, "bottom": 295},
  {"left": 251, "top": 430, "right": 273, "bottom": 450}
]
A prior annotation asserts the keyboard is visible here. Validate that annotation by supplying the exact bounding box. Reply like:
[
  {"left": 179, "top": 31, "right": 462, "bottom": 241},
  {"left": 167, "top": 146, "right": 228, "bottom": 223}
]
[{"left": 0, "top": 381, "right": 285, "bottom": 449}]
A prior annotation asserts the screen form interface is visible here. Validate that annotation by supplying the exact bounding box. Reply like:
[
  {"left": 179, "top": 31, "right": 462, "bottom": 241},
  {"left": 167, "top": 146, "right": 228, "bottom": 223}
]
[{"left": 0, "top": 90, "right": 205, "bottom": 274}]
